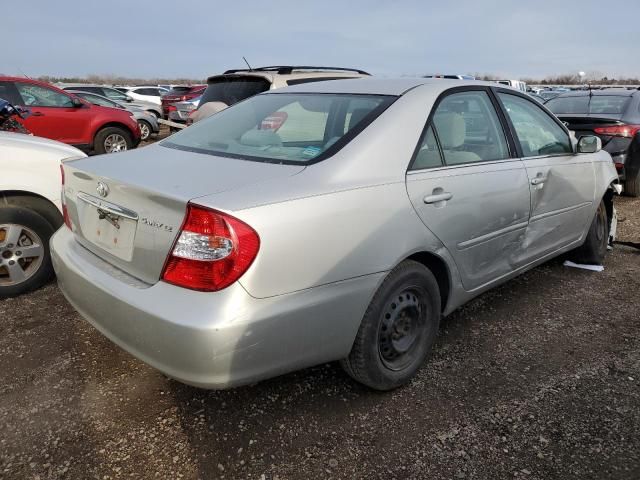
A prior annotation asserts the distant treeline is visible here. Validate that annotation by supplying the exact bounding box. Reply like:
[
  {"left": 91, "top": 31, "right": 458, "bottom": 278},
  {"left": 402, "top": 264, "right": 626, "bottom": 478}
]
[
  {"left": 476, "top": 73, "right": 640, "bottom": 85},
  {"left": 2, "top": 72, "right": 639, "bottom": 87},
  {"left": 33, "top": 74, "right": 205, "bottom": 85}
]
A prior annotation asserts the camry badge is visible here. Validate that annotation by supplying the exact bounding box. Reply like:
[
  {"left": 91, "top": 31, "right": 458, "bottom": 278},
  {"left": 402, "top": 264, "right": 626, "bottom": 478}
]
[{"left": 96, "top": 182, "right": 109, "bottom": 198}]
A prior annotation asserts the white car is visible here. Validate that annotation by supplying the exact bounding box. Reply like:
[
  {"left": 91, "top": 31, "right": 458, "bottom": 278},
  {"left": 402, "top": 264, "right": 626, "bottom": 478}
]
[
  {"left": 0, "top": 132, "right": 86, "bottom": 297},
  {"left": 119, "top": 86, "right": 168, "bottom": 106}
]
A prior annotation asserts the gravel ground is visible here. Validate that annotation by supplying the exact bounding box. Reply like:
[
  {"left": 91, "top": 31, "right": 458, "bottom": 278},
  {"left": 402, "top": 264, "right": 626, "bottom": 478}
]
[{"left": 1, "top": 194, "right": 639, "bottom": 480}]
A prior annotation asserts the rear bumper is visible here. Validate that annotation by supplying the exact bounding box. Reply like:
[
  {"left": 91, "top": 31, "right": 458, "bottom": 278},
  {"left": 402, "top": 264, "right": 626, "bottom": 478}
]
[{"left": 51, "top": 227, "right": 381, "bottom": 389}]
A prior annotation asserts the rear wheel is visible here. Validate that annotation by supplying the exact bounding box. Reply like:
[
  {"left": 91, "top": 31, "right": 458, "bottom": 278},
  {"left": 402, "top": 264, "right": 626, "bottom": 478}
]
[
  {"left": 569, "top": 199, "right": 608, "bottom": 265},
  {"left": 623, "top": 172, "right": 640, "bottom": 197},
  {"left": 341, "top": 260, "right": 441, "bottom": 390},
  {"left": 94, "top": 126, "right": 133, "bottom": 154},
  {"left": 0, "top": 207, "right": 55, "bottom": 298}
]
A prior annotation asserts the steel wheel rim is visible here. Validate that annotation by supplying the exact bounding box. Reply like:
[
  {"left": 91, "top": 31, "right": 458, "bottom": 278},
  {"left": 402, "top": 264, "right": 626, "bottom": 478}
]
[
  {"left": 104, "top": 133, "right": 128, "bottom": 152},
  {"left": 378, "top": 286, "right": 427, "bottom": 371},
  {"left": 138, "top": 122, "right": 150, "bottom": 140},
  {"left": 0, "top": 224, "right": 45, "bottom": 286}
]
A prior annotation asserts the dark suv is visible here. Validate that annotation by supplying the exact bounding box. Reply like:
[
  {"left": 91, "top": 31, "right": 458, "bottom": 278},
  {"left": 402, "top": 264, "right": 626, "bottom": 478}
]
[{"left": 546, "top": 89, "right": 640, "bottom": 196}]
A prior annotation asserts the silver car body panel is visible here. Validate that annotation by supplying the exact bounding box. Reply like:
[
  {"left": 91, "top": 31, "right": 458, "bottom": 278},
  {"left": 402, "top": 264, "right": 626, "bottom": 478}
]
[{"left": 53, "top": 78, "right": 619, "bottom": 388}]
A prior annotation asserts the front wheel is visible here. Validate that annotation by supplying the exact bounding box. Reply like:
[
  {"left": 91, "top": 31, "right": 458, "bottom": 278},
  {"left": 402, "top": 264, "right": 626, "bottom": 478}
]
[
  {"left": 94, "top": 126, "right": 133, "bottom": 154},
  {"left": 569, "top": 199, "right": 608, "bottom": 265},
  {"left": 0, "top": 207, "right": 55, "bottom": 298},
  {"left": 341, "top": 260, "right": 441, "bottom": 391},
  {"left": 138, "top": 120, "right": 152, "bottom": 141}
]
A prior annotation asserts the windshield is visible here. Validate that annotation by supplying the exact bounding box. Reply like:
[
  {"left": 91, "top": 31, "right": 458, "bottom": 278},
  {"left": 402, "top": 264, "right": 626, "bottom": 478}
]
[
  {"left": 547, "top": 95, "right": 630, "bottom": 115},
  {"left": 199, "top": 77, "right": 270, "bottom": 108},
  {"left": 162, "top": 93, "right": 395, "bottom": 164}
]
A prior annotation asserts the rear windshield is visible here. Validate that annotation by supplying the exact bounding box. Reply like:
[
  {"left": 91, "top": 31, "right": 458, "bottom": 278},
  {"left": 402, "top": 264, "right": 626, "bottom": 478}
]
[
  {"left": 162, "top": 93, "right": 395, "bottom": 164},
  {"left": 200, "top": 77, "right": 270, "bottom": 108},
  {"left": 547, "top": 95, "right": 630, "bottom": 114}
]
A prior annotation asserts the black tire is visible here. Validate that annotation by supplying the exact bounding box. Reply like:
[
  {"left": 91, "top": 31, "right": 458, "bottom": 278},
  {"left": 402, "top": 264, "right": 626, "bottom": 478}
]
[
  {"left": 569, "top": 199, "right": 608, "bottom": 265},
  {"left": 0, "top": 206, "right": 56, "bottom": 298},
  {"left": 138, "top": 120, "right": 152, "bottom": 141},
  {"left": 341, "top": 260, "right": 441, "bottom": 391},
  {"left": 93, "top": 126, "right": 133, "bottom": 154},
  {"left": 623, "top": 172, "right": 640, "bottom": 197}
]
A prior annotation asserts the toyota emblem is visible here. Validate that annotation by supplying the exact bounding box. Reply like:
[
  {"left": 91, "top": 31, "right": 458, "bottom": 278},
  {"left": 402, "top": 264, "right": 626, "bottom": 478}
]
[{"left": 96, "top": 182, "right": 109, "bottom": 198}]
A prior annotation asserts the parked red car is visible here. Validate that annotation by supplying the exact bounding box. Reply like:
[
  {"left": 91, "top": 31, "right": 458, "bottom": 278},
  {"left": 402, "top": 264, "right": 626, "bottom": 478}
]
[
  {"left": 0, "top": 77, "right": 141, "bottom": 154},
  {"left": 161, "top": 85, "right": 205, "bottom": 118}
]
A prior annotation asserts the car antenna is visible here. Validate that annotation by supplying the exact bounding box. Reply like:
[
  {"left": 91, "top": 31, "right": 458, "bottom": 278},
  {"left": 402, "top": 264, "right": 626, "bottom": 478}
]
[
  {"left": 17, "top": 67, "right": 32, "bottom": 79},
  {"left": 243, "top": 56, "right": 253, "bottom": 71}
]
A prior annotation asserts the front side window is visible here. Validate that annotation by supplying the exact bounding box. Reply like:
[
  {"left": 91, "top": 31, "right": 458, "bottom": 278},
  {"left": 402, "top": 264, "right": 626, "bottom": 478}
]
[
  {"left": 15, "top": 83, "right": 74, "bottom": 107},
  {"left": 163, "top": 93, "right": 394, "bottom": 164},
  {"left": 431, "top": 90, "right": 509, "bottom": 165},
  {"left": 498, "top": 93, "right": 572, "bottom": 157}
]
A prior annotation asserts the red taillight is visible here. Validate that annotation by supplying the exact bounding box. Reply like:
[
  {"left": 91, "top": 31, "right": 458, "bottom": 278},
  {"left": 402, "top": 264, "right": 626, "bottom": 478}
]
[
  {"left": 60, "top": 165, "right": 72, "bottom": 230},
  {"left": 161, "top": 204, "right": 260, "bottom": 291},
  {"left": 594, "top": 124, "right": 640, "bottom": 138},
  {"left": 180, "top": 95, "right": 187, "bottom": 101},
  {"left": 167, "top": 105, "right": 177, "bottom": 112}
]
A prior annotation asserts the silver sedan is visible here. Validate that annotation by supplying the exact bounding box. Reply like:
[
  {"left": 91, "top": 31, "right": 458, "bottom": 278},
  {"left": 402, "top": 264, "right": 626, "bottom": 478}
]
[
  {"left": 67, "top": 91, "right": 160, "bottom": 141},
  {"left": 51, "top": 79, "right": 618, "bottom": 391}
]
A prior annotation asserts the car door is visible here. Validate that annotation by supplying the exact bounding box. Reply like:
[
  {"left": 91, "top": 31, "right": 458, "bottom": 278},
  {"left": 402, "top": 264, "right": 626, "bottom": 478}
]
[
  {"left": 496, "top": 91, "right": 595, "bottom": 259},
  {"left": 14, "top": 81, "right": 93, "bottom": 145},
  {"left": 406, "top": 88, "right": 531, "bottom": 291}
]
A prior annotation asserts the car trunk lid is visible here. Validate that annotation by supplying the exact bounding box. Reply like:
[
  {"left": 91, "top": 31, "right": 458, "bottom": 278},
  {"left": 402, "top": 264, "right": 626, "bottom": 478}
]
[
  {"left": 557, "top": 114, "right": 626, "bottom": 149},
  {"left": 62, "top": 144, "right": 305, "bottom": 284}
]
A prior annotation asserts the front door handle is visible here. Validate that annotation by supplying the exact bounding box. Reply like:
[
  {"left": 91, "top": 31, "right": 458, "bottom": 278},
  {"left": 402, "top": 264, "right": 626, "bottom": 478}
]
[
  {"left": 30, "top": 112, "right": 45, "bottom": 117},
  {"left": 424, "top": 192, "right": 453, "bottom": 204}
]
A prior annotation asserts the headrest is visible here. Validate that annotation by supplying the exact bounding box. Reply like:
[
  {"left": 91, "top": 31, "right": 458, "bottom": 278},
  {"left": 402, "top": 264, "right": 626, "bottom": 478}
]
[{"left": 434, "top": 112, "right": 466, "bottom": 149}]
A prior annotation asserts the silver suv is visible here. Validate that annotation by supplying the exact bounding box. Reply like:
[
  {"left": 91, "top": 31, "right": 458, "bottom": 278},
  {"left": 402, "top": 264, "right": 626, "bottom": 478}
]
[{"left": 190, "top": 65, "right": 369, "bottom": 123}]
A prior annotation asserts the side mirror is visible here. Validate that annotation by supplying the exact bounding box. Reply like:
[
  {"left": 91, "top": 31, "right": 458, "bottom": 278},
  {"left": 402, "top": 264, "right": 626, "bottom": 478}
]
[
  {"left": 71, "top": 97, "right": 84, "bottom": 108},
  {"left": 125, "top": 96, "right": 134, "bottom": 103},
  {"left": 577, "top": 135, "right": 601, "bottom": 154}
]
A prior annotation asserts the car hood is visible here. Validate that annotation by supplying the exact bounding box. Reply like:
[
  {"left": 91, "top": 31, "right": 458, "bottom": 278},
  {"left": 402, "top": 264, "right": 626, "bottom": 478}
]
[{"left": 0, "top": 131, "right": 85, "bottom": 157}]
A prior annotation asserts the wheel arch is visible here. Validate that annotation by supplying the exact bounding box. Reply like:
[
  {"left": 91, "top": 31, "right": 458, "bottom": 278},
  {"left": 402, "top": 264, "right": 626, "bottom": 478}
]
[
  {"left": 0, "top": 191, "right": 63, "bottom": 230},
  {"left": 405, "top": 251, "right": 451, "bottom": 313}
]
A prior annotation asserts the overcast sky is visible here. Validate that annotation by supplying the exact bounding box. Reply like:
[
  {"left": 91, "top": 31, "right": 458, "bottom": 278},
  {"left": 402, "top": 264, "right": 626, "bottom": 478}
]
[{"left": 4, "top": 0, "right": 639, "bottom": 79}]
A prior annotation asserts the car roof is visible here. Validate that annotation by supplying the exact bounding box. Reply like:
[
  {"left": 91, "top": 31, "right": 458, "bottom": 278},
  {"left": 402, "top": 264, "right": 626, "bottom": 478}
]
[{"left": 269, "top": 77, "right": 498, "bottom": 96}]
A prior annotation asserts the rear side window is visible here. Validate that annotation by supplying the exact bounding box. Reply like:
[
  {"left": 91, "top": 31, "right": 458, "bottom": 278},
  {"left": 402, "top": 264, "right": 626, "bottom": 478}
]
[
  {"left": 430, "top": 90, "right": 509, "bottom": 165},
  {"left": 498, "top": 93, "right": 572, "bottom": 157},
  {"left": 163, "top": 93, "right": 395, "bottom": 164},
  {"left": 0, "top": 81, "right": 23, "bottom": 105},
  {"left": 15, "top": 83, "right": 74, "bottom": 107},
  {"left": 200, "top": 77, "right": 270, "bottom": 108},
  {"left": 411, "top": 126, "right": 444, "bottom": 170}
]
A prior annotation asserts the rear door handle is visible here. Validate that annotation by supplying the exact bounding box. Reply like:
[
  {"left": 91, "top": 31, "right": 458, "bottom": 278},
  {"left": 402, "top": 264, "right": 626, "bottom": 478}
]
[
  {"left": 423, "top": 192, "right": 453, "bottom": 204},
  {"left": 531, "top": 177, "right": 547, "bottom": 186}
]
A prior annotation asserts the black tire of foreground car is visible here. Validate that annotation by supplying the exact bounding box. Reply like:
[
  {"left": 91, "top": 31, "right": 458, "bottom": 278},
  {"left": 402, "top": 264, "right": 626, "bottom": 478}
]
[
  {"left": 94, "top": 126, "right": 133, "bottom": 154},
  {"left": 624, "top": 172, "right": 640, "bottom": 198},
  {"left": 569, "top": 199, "right": 609, "bottom": 265},
  {"left": 0, "top": 207, "right": 55, "bottom": 299},
  {"left": 341, "top": 260, "right": 441, "bottom": 390}
]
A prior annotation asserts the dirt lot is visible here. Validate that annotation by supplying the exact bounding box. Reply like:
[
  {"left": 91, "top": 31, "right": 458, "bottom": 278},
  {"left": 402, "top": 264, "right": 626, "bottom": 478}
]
[{"left": 1, "top": 193, "right": 639, "bottom": 480}]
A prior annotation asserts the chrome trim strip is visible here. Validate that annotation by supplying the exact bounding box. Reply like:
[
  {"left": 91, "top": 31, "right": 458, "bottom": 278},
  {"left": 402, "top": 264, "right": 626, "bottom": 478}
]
[
  {"left": 457, "top": 221, "right": 528, "bottom": 250},
  {"left": 530, "top": 202, "right": 592, "bottom": 223},
  {"left": 77, "top": 192, "right": 139, "bottom": 221}
]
